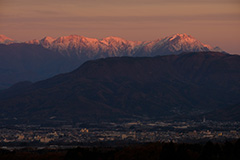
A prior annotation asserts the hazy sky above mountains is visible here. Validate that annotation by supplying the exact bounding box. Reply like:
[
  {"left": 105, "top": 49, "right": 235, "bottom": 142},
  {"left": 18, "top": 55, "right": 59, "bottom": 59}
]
[{"left": 0, "top": 0, "right": 239, "bottom": 54}]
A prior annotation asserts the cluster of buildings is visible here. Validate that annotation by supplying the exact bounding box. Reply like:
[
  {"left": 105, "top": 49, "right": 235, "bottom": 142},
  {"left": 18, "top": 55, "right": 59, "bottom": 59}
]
[{"left": 0, "top": 120, "right": 240, "bottom": 146}]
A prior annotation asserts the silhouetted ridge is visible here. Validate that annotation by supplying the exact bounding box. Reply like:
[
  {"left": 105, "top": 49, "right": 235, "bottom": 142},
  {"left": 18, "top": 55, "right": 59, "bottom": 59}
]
[{"left": 0, "top": 52, "right": 239, "bottom": 124}]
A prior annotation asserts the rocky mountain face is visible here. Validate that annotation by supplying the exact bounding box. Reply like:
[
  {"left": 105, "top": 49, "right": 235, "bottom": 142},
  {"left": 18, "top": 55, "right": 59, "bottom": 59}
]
[{"left": 0, "top": 52, "right": 239, "bottom": 124}]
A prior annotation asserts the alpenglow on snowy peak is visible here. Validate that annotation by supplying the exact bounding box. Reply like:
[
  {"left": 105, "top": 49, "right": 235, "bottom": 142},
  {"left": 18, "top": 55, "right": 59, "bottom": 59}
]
[
  {"left": 0, "top": 35, "right": 17, "bottom": 44},
  {"left": 23, "top": 33, "right": 224, "bottom": 57}
]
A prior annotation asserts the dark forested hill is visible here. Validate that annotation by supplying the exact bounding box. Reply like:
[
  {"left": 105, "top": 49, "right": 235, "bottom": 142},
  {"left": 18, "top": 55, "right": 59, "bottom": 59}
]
[{"left": 0, "top": 52, "right": 239, "bottom": 124}]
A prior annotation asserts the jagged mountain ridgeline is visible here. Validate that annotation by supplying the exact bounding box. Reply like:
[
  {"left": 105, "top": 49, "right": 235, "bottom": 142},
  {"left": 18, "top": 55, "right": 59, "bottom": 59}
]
[
  {"left": 0, "top": 33, "right": 224, "bottom": 89},
  {"left": 25, "top": 33, "right": 222, "bottom": 57},
  {"left": 0, "top": 52, "right": 239, "bottom": 124}
]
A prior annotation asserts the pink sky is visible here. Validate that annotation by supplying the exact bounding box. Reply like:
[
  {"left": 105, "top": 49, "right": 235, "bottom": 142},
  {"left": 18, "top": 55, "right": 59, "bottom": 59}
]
[{"left": 0, "top": 0, "right": 240, "bottom": 54}]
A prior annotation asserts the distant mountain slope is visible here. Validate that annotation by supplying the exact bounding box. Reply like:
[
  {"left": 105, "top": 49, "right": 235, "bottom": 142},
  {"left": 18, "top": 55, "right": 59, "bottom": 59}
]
[
  {"left": 0, "top": 33, "right": 225, "bottom": 89},
  {"left": 0, "top": 43, "right": 83, "bottom": 89},
  {"left": 0, "top": 52, "right": 239, "bottom": 124}
]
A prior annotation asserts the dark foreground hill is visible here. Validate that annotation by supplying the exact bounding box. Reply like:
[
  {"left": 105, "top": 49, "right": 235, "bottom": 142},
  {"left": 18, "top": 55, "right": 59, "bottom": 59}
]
[
  {"left": 0, "top": 52, "right": 239, "bottom": 124},
  {"left": 1, "top": 140, "right": 240, "bottom": 160}
]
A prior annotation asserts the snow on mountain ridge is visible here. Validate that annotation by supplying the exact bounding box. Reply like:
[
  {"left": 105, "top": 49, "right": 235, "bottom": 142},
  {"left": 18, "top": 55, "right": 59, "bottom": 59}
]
[
  {"left": 151, "top": 33, "right": 220, "bottom": 54},
  {"left": 0, "top": 35, "right": 17, "bottom": 44},
  {"left": 10, "top": 33, "right": 225, "bottom": 56},
  {"left": 40, "top": 36, "right": 56, "bottom": 48}
]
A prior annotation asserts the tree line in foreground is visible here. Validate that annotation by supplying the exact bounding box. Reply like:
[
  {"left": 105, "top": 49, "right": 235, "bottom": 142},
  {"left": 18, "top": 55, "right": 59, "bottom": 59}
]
[{"left": 1, "top": 140, "right": 240, "bottom": 160}]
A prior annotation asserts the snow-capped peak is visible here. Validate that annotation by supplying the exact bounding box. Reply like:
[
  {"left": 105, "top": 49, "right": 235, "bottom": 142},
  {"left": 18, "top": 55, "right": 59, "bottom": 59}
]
[
  {"left": 25, "top": 39, "right": 40, "bottom": 45},
  {"left": 55, "top": 35, "right": 97, "bottom": 43},
  {"left": 169, "top": 33, "right": 196, "bottom": 43},
  {"left": 102, "top": 36, "right": 127, "bottom": 43},
  {"left": 40, "top": 36, "right": 55, "bottom": 45},
  {"left": 136, "top": 33, "right": 221, "bottom": 56},
  {"left": 0, "top": 35, "right": 16, "bottom": 44},
  {"left": 23, "top": 33, "right": 225, "bottom": 57}
]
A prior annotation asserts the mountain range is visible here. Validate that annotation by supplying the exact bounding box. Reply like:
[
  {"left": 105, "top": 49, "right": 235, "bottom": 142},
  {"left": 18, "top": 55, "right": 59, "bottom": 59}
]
[
  {"left": 0, "top": 52, "right": 239, "bottom": 125},
  {"left": 25, "top": 33, "right": 222, "bottom": 57},
  {"left": 0, "top": 33, "right": 224, "bottom": 89}
]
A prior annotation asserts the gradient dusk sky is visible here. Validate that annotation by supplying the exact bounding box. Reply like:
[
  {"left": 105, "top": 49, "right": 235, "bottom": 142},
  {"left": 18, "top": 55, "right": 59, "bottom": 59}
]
[{"left": 0, "top": 0, "right": 239, "bottom": 54}]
